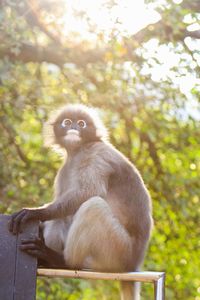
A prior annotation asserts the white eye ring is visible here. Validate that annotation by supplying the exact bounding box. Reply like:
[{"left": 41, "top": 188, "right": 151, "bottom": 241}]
[
  {"left": 61, "top": 119, "right": 72, "bottom": 128},
  {"left": 77, "top": 120, "right": 86, "bottom": 128}
]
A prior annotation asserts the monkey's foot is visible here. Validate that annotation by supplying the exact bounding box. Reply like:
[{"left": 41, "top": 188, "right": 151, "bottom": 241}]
[{"left": 20, "top": 237, "right": 66, "bottom": 268}]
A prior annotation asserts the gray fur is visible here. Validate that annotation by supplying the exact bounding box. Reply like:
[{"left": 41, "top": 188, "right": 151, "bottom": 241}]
[{"left": 42, "top": 104, "right": 153, "bottom": 300}]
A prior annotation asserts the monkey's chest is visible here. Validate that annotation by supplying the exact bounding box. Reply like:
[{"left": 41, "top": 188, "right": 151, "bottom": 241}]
[{"left": 57, "top": 164, "right": 82, "bottom": 195}]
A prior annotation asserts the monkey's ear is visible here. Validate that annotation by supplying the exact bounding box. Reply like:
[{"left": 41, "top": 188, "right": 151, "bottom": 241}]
[
  {"left": 42, "top": 120, "right": 55, "bottom": 147},
  {"left": 43, "top": 119, "right": 65, "bottom": 156},
  {"left": 42, "top": 108, "right": 62, "bottom": 148},
  {"left": 42, "top": 107, "right": 68, "bottom": 156},
  {"left": 95, "top": 123, "right": 109, "bottom": 141},
  {"left": 90, "top": 109, "right": 109, "bottom": 142}
]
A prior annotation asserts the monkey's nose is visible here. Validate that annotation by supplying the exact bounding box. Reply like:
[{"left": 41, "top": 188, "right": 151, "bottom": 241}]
[{"left": 71, "top": 123, "right": 79, "bottom": 131}]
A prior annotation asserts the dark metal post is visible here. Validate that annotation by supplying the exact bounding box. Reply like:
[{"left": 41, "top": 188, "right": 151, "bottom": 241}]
[{"left": 154, "top": 274, "right": 165, "bottom": 300}]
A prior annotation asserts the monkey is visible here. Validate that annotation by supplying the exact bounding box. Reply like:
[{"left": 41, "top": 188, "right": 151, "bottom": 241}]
[{"left": 9, "top": 104, "right": 153, "bottom": 300}]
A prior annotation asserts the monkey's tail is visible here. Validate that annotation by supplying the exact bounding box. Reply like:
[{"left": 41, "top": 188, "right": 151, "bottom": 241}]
[{"left": 120, "top": 281, "right": 140, "bottom": 300}]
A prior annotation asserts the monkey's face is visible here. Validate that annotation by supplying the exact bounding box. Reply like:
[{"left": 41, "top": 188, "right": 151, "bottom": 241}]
[{"left": 52, "top": 106, "right": 102, "bottom": 150}]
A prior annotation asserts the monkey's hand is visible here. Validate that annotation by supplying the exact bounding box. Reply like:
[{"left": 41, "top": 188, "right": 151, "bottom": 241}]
[
  {"left": 9, "top": 208, "right": 43, "bottom": 234},
  {"left": 20, "top": 237, "right": 66, "bottom": 268}
]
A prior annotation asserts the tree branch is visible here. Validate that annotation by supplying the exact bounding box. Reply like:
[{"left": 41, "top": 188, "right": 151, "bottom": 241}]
[
  {"left": 139, "top": 132, "right": 163, "bottom": 175},
  {"left": 15, "top": 0, "right": 63, "bottom": 46},
  {"left": 0, "top": 121, "right": 29, "bottom": 165},
  {"left": 0, "top": 106, "right": 29, "bottom": 165},
  {"left": 0, "top": 40, "right": 138, "bottom": 67},
  {"left": 1, "top": 0, "right": 200, "bottom": 67},
  {"left": 0, "top": 42, "right": 66, "bottom": 66},
  {"left": 185, "top": 30, "right": 200, "bottom": 39}
]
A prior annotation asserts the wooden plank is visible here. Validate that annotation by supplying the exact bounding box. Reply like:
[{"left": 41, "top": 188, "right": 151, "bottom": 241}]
[
  {"left": 0, "top": 214, "right": 17, "bottom": 300},
  {"left": 14, "top": 220, "right": 39, "bottom": 300},
  {"left": 37, "top": 268, "right": 165, "bottom": 283}
]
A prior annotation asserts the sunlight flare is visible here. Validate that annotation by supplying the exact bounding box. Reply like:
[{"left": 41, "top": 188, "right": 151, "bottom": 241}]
[{"left": 62, "top": 0, "right": 160, "bottom": 39}]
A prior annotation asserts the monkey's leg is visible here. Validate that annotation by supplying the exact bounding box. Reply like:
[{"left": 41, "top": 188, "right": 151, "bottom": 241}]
[
  {"left": 63, "top": 196, "right": 133, "bottom": 272},
  {"left": 43, "top": 218, "right": 72, "bottom": 252},
  {"left": 20, "top": 221, "right": 70, "bottom": 268},
  {"left": 120, "top": 281, "right": 140, "bottom": 300}
]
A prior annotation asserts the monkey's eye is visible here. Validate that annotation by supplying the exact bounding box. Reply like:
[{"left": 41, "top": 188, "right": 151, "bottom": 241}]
[
  {"left": 77, "top": 120, "right": 87, "bottom": 128},
  {"left": 61, "top": 119, "right": 72, "bottom": 128}
]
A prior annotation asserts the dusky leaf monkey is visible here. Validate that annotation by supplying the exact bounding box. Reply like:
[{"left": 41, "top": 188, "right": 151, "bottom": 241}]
[{"left": 9, "top": 104, "right": 153, "bottom": 300}]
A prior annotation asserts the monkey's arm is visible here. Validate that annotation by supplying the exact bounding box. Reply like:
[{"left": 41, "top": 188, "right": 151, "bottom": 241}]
[
  {"left": 9, "top": 147, "right": 112, "bottom": 234},
  {"left": 9, "top": 178, "right": 108, "bottom": 234}
]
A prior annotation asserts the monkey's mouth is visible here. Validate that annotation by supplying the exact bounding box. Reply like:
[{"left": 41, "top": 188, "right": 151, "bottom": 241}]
[
  {"left": 67, "top": 129, "right": 80, "bottom": 136},
  {"left": 63, "top": 129, "right": 81, "bottom": 143}
]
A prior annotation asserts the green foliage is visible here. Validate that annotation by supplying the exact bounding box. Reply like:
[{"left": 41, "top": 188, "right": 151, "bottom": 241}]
[
  {"left": 0, "top": 0, "right": 200, "bottom": 299},
  {"left": 37, "top": 278, "right": 120, "bottom": 300}
]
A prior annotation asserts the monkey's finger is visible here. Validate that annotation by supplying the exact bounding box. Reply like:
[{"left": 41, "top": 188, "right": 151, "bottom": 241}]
[
  {"left": 25, "top": 249, "right": 45, "bottom": 259},
  {"left": 21, "top": 238, "right": 38, "bottom": 243},
  {"left": 21, "top": 237, "right": 42, "bottom": 245},
  {"left": 20, "top": 213, "right": 32, "bottom": 229},
  {"left": 20, "top": 243, "right": 40, "bottom": 251},
  {"left": 12, "top": 210, "right": 27, "bottom": 234},
  {"left": 8, "top": 211, "right": 24, "bottom": 233}
]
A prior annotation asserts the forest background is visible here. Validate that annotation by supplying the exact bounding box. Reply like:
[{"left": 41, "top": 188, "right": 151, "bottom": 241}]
[{"left": 0, "top": 0, "right": 199, "bottom": 299}]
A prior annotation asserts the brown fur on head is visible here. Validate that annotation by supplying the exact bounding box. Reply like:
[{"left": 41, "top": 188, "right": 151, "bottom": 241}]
[{"left": 43, "top": 104, "right": 108, "bottom": 151}]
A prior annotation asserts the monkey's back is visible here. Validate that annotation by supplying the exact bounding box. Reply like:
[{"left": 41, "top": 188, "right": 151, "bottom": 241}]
[
  {"left": 75, "top": 141, "right": 152, "bottom": 238},
  {"left": 101, "top": 142, "right": 152, "bottom": 237}
]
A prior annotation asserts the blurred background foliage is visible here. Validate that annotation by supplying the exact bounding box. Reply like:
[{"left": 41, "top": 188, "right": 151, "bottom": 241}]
[{"left": 0, "top": 0, "right": 200, "bottom": 299}]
